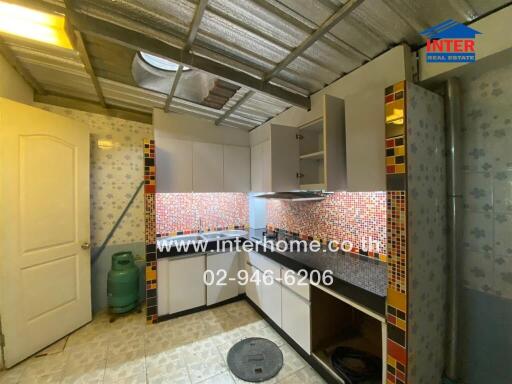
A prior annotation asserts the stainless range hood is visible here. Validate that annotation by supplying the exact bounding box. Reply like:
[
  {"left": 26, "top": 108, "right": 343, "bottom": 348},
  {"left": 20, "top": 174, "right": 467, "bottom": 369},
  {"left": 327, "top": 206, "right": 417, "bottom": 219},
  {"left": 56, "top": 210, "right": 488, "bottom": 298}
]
[{"left": 255, "top": 192, "right": 329, "bottom": 201}]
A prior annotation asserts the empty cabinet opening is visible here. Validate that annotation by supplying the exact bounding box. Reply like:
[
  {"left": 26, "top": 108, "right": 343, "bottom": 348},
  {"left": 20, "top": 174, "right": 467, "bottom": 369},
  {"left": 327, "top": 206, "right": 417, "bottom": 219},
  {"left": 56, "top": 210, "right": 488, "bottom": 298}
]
[
  {"left": 299, "top": 118, "right": 325, "bottom": 189},
  {"left": 299, "top": 118, "right": 324, "bottom": 156},
  {"left": 311, "top": 285, "right": 384, "bottom": 383}
]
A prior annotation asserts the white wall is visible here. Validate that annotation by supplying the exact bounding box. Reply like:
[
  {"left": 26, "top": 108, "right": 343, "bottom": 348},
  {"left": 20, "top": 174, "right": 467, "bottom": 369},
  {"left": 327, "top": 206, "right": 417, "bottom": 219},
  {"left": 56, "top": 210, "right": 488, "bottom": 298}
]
[
  {"left": 0, "top": 54, "right": 33, "bottom": 104},
  {"left": 257, "top": 44, "right": 411, "bottom": 130},
  {"left": 153, "top": 108, "right": 249, "bottom": 146}
]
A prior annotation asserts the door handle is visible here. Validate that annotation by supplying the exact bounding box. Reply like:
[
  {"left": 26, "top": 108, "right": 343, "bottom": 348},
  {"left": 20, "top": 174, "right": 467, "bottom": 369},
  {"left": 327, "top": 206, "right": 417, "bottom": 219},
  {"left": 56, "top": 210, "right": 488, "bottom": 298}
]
[{"left": 81, "top": 242, "right": 91, "bottom": 250}]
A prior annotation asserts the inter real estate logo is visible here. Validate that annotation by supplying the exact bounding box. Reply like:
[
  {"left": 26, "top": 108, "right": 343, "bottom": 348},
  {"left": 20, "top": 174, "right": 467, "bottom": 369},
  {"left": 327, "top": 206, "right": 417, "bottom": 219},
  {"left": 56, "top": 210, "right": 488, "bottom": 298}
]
[{"left": 421, "top": 19, "right": 481, "bottom": 63}]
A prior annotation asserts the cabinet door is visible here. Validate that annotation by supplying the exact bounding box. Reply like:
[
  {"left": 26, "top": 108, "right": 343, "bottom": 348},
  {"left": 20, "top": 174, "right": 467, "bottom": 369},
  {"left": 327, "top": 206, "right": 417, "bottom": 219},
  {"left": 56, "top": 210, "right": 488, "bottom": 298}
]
[
  {"left": 168, "top": 255, "right": 206, "bottom": 314},
  {"left": 157, "top": 259, "right": 169, "bottom": 316},
  {"left": 261, "top": 279, "right": 282, "bottom": 327},
  {"left": 270, "top": 124, "right": 299, "bottom": 191},
  {"left": 324, "top": 94, "right": 347, "bottom": 191},
  {"left": 282, "top": 286, "right": 311, "bottom": 353},
  {"left": 245, "top": 264, "right": 261, "bottom": 307},
  {"left": 345, "top": 89, "right": 386, "bottom": 191},
  {"left": 223, "top": 145, "right": 250, "bottom": 192},
  {"left": 156, "top": 138, "right": 193, "bottom": 192},
  {"left": 206, "top": 252, "right": 239, "bottom": 305},
  {"left": 251, "top": 140, "right": 270, "bottom": 192},
  {"left": 193, "top": 142, "right": 223, "bottom": 192}
]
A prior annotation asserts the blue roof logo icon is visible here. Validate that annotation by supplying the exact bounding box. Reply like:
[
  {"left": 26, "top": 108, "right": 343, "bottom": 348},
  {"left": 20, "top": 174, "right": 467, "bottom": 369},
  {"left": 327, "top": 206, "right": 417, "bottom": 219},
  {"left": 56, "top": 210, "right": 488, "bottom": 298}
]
[{"left": 421, "top": 19, "right": 482, "bottom": 39}]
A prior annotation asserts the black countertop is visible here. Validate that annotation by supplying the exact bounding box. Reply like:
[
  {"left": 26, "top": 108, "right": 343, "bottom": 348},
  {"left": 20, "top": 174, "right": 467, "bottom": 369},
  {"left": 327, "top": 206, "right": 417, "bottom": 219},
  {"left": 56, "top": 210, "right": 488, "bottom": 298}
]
[{"left": 157, "top": 228, "right": 387, "bottom": 315}]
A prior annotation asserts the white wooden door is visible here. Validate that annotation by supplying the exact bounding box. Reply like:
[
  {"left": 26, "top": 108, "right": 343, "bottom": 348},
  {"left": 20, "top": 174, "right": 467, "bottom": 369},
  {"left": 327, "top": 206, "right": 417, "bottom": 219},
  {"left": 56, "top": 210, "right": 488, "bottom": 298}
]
[
  {"left": 223, "top": 145, "right": 250, "bottom": 192},
  {"left": 156, "top": 138, "right": 193, "bottom": 192},
  {"left": 193, "top": 142, "right": 223, "bottom": 192},
  {"left": 206, "top": 252, "right": 239, "bottom": 305},
  {"left": 168, "top": 255, "right": 206, "bottom": 314},
  {"left": 0, "top": 98, "right": 91, "bottom": 367}
]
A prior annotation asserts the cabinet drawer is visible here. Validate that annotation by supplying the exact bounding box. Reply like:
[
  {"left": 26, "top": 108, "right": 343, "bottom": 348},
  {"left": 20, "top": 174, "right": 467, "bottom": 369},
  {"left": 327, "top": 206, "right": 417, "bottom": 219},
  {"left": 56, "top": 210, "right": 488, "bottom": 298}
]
[
  {"left": 281, "top": 267, "right": 310, "bottom": 301},
  {"left": 282, "top": 286, "right": 311, "bottom": 353},
  {"left": 247, "top": 251, "right": 280, "bottom": 277}
]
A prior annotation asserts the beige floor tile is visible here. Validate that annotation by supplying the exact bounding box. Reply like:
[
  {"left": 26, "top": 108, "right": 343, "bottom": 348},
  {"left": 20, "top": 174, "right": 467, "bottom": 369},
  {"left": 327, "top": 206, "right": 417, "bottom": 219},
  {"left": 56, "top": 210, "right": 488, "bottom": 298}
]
[
  {"left": 273, "top": 345, "right": 306, "bottom": 382},
  {"left": 0, "top": 365, "right": 26, "bottom": 384},
  {"left": 199, "top": 371, "right": 235, "bottom": 384},
  {"left": 147, "top": 365, "right": 190, "bottom": 384},
  {"left": 103, "top": 357, "right": 146, "bottom": 384},
  {"left": 278, "top": 366, "right": 327, "bottom": 384},
  {"left": 145, "top": 347, "right": 185, "bottom": 373},
  {"left": 187, "top": 356, "right": 227, "bottom": 384},
  {"left": 65, "top": 342, "right": 108, "bottom": 367},
  {"left": 61, "top": 360, "right": 106, "bottom": 384},
  {"left": 4, "top": 300, "right": 325, "bottom": 384},
  {"left": 18, "top": 370, "right": 64, "bottom": 384}
]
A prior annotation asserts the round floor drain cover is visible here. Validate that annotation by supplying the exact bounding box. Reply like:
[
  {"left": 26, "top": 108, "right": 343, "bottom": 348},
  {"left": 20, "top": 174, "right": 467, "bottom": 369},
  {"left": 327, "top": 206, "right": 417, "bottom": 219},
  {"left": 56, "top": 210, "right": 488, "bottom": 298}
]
[{"left": 227, "top": 337, "right": 283, "bottom": 382}]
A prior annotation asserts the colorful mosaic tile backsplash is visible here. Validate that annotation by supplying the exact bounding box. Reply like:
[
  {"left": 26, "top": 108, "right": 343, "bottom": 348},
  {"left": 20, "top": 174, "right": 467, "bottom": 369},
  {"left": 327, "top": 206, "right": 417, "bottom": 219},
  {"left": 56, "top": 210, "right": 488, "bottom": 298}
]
[
  {"left": 156, "top": 193, "right": 249, "bottom": 236},
  {"left": 266, "top": 192, "right": 387, "bottom": 259}
]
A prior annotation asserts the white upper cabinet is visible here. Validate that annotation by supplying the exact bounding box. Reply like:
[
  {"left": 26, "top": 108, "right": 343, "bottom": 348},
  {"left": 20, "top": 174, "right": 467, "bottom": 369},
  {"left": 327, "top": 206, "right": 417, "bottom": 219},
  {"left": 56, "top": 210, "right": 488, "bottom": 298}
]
[
  {"left": 271, "top": 124, "right": 300, "bottom": 191},
  {"left": 250, "top": 124, "right": 299, "bottom": 192},
  {"left": 250, "top": 140, "right": 271, "bottom": 192},
  {"left": 250, "top": 95, "right": 346, "bottom": 192},
  {"left": 297, "top": 95, "right": 346, "bottom": 191},
  {"left": 193, "top": 142, "right": 224, "bottom": 192},
  {"left": 156, "top": 138, "right": 193, "bottom": 193},
  {"left": 345, "top": 88, "right": 386, "bottom": 191},
  {"left": 223, "top": 145, "right": 250, "bottom": 192}
]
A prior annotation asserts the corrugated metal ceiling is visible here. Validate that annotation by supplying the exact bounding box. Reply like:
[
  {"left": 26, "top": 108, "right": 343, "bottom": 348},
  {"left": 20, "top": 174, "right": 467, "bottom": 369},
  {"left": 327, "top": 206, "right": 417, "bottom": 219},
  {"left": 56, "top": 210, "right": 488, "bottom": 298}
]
[{"left": 1, "top": 0, "right": 510, "bottom": 129}]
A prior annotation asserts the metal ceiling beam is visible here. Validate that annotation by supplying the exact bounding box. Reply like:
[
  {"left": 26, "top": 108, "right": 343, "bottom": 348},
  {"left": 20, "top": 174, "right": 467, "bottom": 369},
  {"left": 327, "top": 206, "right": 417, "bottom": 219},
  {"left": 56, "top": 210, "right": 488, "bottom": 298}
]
[
  {"left": 35, "top": 93, "right": 152, "bottom": 124},
  {"left": 164, "top": 65, "right": 183, "bottom": 112},
  {"left": 73, "top": 30, "right": 107, "bottom": 107},
  {"left": 215, "top": 90, "right": 254, "bottom": 126},
  {"left": 65, "top": 6, "right": 310, "bottom": 109},
  {"left": 184, "top": 0, "right": 208, "bottom": 51},
  {"left": 0, "top": 36, "right": 45, "bottom": 94},
  {"left": 263, "top": 0, "right": 365, "bottom": 82},
  {"left": 165, "top": 0, "right": 207, "bottom": 112}
]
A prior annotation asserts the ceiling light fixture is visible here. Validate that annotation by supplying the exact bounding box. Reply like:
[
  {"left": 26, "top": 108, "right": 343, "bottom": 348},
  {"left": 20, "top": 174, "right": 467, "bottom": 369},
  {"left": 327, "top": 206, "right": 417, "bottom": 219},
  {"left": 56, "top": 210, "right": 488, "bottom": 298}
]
[
  {"left": 140, "top": 52, "right": 190, "bottom": 72},
  {"left": 0, "top": 1, "right": 72, "bottom": 49}
]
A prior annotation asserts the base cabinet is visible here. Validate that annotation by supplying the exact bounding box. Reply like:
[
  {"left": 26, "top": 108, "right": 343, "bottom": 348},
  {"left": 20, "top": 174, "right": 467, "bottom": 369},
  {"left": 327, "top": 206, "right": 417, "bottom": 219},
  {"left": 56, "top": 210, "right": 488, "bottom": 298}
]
[
  {"left": 206, "top": 252, "right": 239, "bottom": 305},
  {"left": 168, "top": 255, "right": 206, "bottom": 314},
  {"left": 261, "top": 280, "right": 282, "bottom": 328},
  {"left": 282, "top": 286, "right": 311, "bottom": 353}
]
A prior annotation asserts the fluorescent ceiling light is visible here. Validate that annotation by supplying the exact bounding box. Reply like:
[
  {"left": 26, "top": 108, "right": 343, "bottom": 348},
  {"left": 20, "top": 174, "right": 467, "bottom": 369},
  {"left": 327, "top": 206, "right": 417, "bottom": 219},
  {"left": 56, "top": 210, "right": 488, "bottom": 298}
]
[
  {"left": 0, "top": 1, "right": 72, "bottom": 49},
  {"left": 140, "top": 52, "right": 190, "bottom": 72}
]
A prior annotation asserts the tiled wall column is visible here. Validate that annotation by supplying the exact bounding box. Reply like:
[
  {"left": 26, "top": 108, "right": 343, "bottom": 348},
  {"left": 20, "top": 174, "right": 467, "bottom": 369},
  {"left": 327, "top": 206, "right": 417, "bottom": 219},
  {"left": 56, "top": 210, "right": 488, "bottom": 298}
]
[
  {"left": 144, "top": 139, "right": 158, "bottom": 324},
  {"left": 385, "top": 81, "right": 408, "bottom": 384}
]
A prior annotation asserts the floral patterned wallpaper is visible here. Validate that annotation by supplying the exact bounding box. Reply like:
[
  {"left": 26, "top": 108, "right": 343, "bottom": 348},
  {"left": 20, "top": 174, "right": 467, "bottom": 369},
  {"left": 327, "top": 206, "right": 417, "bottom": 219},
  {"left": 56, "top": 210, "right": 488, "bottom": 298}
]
[
  {"left": 35, "top": 104, "right": 153, "bottom": 247},
  {"left": 266, "top": 192, "right": 387, "bottom": 256},
  {"left": 156, "top": 193, "right": 249, "bottom": 236},
  {"left": 461, "top": 63, "right": 512, "bottom": 300}
]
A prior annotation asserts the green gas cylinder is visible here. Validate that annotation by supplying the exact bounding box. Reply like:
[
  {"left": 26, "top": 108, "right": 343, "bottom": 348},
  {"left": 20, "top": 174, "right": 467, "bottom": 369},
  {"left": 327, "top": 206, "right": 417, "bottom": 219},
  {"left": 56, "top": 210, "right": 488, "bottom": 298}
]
[{"left": 107, "top": 251, "right": 139, "bottom": 313}]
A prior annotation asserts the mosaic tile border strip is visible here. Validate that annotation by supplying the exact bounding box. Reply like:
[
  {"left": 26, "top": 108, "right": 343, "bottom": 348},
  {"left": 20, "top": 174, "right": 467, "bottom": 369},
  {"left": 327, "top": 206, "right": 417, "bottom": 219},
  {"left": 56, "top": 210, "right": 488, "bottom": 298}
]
[
  {"left": 385, "top": 81, "right": 408, "bottom": 384},
  {"left": 144, "top": 139, "right": 158, "bottom": 324}
]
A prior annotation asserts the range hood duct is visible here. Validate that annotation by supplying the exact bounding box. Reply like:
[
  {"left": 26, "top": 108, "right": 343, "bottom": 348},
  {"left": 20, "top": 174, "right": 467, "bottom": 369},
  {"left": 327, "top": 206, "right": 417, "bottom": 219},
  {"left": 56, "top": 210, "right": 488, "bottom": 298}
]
[{"left": 255, "top": 192, "right": 329, "bottom": 201}]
